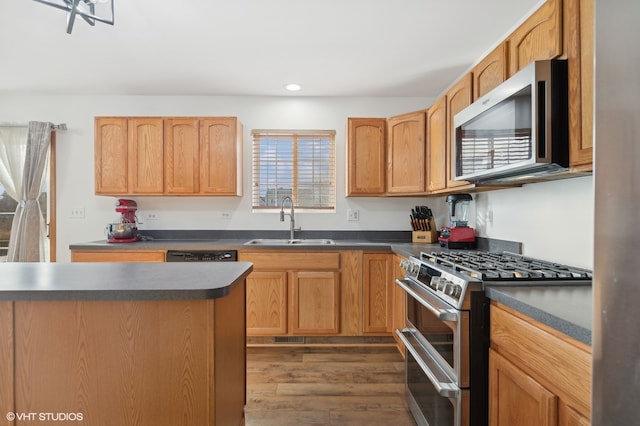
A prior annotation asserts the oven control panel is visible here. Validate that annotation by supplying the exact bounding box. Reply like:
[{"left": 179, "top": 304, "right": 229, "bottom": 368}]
[{"left": 400, "top": 256, "right": 480, "bottom": 309}]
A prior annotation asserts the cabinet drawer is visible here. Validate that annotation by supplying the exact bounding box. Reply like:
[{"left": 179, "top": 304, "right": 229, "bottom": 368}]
[
  {"left": 71, "top": 250, "right": 166, "bottom": 262},
  {"left": 239, "top": 251, "right": 340, "bottom": 270},
  {"left": 490, "top": 302, "right": 591, "bottom": 414}
]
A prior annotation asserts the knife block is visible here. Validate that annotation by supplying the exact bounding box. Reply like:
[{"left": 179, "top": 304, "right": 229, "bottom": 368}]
[{"left": 412, "top": 218, "right": 437, "bottom": 243}]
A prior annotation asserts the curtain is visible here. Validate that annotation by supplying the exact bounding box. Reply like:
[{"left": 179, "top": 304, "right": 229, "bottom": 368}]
[
  {"left": 6, "top": 122, "right": 51, "bottom": 262},
  {"left": 0, "top": 126, "right": 28, "bottom": 201}
]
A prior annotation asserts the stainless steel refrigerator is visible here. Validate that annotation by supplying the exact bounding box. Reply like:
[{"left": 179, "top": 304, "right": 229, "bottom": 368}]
[{"left": 593, "top": 0, "right": 640, "bottom": 424}]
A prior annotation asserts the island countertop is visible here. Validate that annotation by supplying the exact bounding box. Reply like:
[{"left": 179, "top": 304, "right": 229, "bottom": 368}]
[{"left": 0, "top": 262, "right": 253, "bottom": 301}]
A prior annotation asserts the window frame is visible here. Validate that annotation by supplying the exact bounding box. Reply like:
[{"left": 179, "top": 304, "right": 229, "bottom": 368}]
[{"left": 251, "top": 129, "right": 336, "bottom": 212}]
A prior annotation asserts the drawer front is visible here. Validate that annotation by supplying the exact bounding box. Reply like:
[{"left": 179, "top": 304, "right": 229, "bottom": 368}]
[
  {"left": 71, "top": 250, "right": 166, "bottom": 262},
  {"left": 239, "top": 251, "right": 340, "bottom": 270}
]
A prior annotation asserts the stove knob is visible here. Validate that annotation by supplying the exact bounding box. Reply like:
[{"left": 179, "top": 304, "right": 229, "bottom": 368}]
[
  {"left": 399, "top": 260, "right": 409, "bottom": 271},
  {"left": 445, "top": 284, "right": 455, "bottom": 296},
  {"left": 451, "top": 285, "right": 463, "bottom": 299}
]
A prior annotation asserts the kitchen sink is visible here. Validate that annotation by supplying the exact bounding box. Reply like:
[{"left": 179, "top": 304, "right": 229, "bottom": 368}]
[{"left": 244, "top": 238, "right": 336, "bottom": 246}]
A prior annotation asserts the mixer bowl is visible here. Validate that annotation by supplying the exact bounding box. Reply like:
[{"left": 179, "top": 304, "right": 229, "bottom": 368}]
[{"left": 107, "top": 222, "right": 137, "bottom": 239}]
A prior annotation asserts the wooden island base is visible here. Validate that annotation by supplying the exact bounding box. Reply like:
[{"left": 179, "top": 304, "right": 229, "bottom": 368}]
[{"left": 0, "top": 282, "right": 246, "bottom": 426}]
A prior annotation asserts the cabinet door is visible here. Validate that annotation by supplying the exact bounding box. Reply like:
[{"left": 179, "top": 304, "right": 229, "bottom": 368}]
[
  {"left": 363, "top": 253, "right": 394, "bottom": 334},
  {"left": 490, "top": 348, "right": 558, "bottom": 426},
  {"left": 392, "top": 255, "right": 406, "bottom": 354},
  {"left": 566, "top": 0, "right": 594, "bottom": 170},
  {"left": 473, "top": 42, "right": 508, "bottom": 99},
  {"left": 559, "top": 403, "right": 590, "bottom": 426},
  {"left": 290, "top": 271, "right": 340, "bottom": 335},
  {"left": 446, "top": 74, "right": 473, "bottom": 188},
  {"left": 386, "top": 111, "right": 426, "bottom": 194},
  {"left": 346, "top": 118, "right": 386, "bottom": 195},
  {"left": 128, "top": 118, "right": 164, "bottom": 194},
  {"left": 426, "top": 97, "right": 447, "bottom": 192},
  {"left": 246, "top": 271, "right": 288, "bottom": 336},
  {"left": 508, "top": 0, "right": 563, "bottom": 76},
  {"left": 95, "top": 117, "right": 128, "bottom": 195},
  {"left": 200, "top": 117, "right": 242, "bottom": 195},
  {"left": 165, "top": 118, "right": 200, "bottom": 194}
]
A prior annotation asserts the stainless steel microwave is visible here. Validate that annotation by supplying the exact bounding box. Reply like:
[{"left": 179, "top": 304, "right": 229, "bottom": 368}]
[{"left": 453, "top": 59, "right": 569, "bottom": 184}]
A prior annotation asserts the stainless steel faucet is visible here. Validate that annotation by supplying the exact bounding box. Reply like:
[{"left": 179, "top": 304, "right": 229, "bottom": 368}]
[{"left": 280, "top": 196, "right": 300, "bottom": 240}]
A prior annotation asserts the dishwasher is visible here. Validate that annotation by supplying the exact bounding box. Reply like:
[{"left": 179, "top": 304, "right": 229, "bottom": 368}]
[{"left": 165, "top": 249, "right": 238, "bottom": 262}]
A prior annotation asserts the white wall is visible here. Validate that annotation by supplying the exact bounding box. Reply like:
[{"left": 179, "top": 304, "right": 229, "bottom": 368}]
[
  {"left": 0, "top": 95, "right": 593, "bottom": 268},
  {"left": 473, "top": 176, "right": 594, "bottom": 268}
]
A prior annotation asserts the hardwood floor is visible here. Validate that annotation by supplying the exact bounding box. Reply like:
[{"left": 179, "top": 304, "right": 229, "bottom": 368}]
[{"left": 245, "top": 345, "right": 416, "bottom": 426}]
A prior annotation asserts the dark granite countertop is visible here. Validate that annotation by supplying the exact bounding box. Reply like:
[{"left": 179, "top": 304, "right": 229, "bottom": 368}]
[
  {"left": 70, "top": 238, "right": 408, "bottom": 252},
  {"left": 485, "top": 285, "right": 592, "bottom": 346},
  {"left": 0, "top": 262, "right": 253, "bottom": 301}
]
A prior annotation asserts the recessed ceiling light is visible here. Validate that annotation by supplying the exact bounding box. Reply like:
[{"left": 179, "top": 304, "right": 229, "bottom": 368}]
[{"left": 284, "top": 83, "right": 302, "bottom": 92}]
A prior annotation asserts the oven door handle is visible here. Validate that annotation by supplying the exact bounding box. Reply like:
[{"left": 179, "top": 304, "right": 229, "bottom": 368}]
[
  {"left": 395, "top": 279, "right": 458, "bottom": 322},
  {"left": 396, "top": 329, "right": 460, "bottom": 398}
]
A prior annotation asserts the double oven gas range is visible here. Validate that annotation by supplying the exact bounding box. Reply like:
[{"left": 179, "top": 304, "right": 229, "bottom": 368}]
[{"left": 395, "top": 251, "right": 592, "bottom": 426}]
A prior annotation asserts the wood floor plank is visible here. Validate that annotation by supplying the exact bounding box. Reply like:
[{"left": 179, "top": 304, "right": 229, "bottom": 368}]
[
  {"left": 245, "top": 345, "right": 416, "bottom": 425},
  {"left": 246, "top": 395, "right": 409, "bottom": 411}
]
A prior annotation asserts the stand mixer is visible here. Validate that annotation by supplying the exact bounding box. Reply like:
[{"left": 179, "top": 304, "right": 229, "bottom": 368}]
[
  {"left": 438, "top": 193, "right": 476, "bottom": 249},
  {"left": 107, "top": 199, "right": 140, "bottom": 243}
]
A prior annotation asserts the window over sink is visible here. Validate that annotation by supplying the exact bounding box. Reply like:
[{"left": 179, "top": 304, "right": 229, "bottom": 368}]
[{"left": 251, "top": 129, "right": 336, "bottom": 211}]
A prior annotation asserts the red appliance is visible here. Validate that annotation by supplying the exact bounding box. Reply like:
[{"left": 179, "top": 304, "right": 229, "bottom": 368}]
[
  {"left": 107, "top": 199, "right": 140, "bottom": 243},
  {"left": 438, "top": 194, "right": 476, "bottom": 249}
]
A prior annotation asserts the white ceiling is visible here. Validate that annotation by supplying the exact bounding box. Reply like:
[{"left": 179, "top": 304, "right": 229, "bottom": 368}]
[{"left": 1, "top": 0, "right": 542, "bottom": 97}]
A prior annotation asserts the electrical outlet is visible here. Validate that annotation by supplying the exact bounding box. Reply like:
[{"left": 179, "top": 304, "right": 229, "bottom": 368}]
[
  {"left": 145, "top": 212, "right": 159, "bottom": 221},
  {"left": 347, "top": 209, "right": 360, "bottom": 221},
  {"left": 221, "top": 212, "right": 232, "bottom": 220},
  {"left": 486, "top": 210, "right": 494, "bottom": 225},
  {"left": 70, "top": 207, "right": 85, "bottom": 219}
]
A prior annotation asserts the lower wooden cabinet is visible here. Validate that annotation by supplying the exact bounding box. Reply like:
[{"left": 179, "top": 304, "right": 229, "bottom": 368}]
[
  {"left": 245, "top": 271, "right": 288, "bottom": 335},
  {"left": 490, "top": 348, "right": 558, "bottom": 426},
  {"left": 489, "top": 302, "right": 591, "bottom": 426},
  {"left": 240, "top": 251, "right": 342, "bottom": 336},
  {"left": 290, "top": 270, "right": 340, "bottom": 334},
  {"left": 241, "top": 250, "right": 396, "bottom": 338},
  {"left": 71, "top": 250, "right": 166, "bottom": 262},
  {"left": 392, "top": 254, "right": 407, "bottom": 354},
  {"left": 362, "top": 253, "right": 394, "bottom": 333}
]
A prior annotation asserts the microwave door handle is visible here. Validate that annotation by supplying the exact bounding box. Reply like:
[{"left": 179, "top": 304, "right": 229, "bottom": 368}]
[
  {"left": 395, "top": 329, "right": 460, "bottom": 398},
  {"left": 395, "top": 279, "right": 458, "bottom": 322}
]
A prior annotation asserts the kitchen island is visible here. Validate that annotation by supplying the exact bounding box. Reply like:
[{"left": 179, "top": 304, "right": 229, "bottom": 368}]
[{"left": 0, "top": 262, "right": 252, "bottom": 426}]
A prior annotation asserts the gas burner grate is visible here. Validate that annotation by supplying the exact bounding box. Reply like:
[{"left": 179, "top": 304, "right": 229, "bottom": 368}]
[{"left": 420, "top": 250, "right": 592, "bottom": 281}]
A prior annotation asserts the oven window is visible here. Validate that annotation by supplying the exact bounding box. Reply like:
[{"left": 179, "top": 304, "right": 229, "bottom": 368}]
[
  {"left": 407, "top": 294, "right": 455, "bottom": 369},
  {"left": 407, "top": 348, "right": 455, "bottom": 424}
]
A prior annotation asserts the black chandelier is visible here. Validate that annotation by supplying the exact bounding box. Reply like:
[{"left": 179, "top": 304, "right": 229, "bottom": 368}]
[{"left": 33, "top": 0, "right": 114, "bottom": 34}]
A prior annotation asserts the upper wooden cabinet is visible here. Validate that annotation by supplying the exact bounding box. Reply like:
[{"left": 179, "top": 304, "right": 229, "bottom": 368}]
[
  {"left": 200, "top": 117, "right": 243, "bottom": 195},
  {"left": 128, "top": 118, "right": 164, "bottom": 194},
  {"left": 507, "top": 0, "right": 563, "bottom": 76},
  {"left": 445, "top": 74, "right": 473, "bottom": 189},
  {"left": 165, "top": 118, "right": 200, "bottom": 194},
  {"left": 94, "top": 117, "right": 129, "bottom": 194},
  {"left": 346, "top": 118, "right": 386, "bottom": 196},
  {"left": 386, "top": 111, "right": 426, "bottom": 195},
  {"left": 565, "top": 0, "right": 593, "bottom": 171},
  {"left": 426, "top": 96, "right": 447, "bottom": 193},
  {"left": 95, "top": 116, "right": 243, "bottom": 196},
  {"left": 473, "top": 42, "right": 508, "bottom": 99},
  {"left": 426, "top": 75, "right": 478, "bottom": 195}
]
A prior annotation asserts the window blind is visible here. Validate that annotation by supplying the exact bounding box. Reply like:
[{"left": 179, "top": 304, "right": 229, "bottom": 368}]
[{"left": 251, "top": 130, "right": 336, "bottom": 210}]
